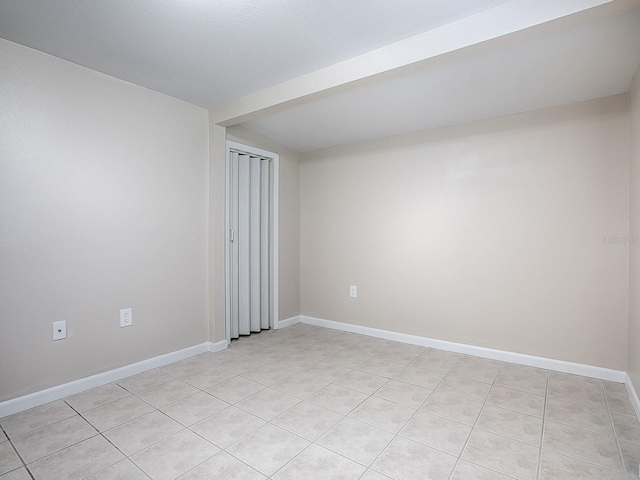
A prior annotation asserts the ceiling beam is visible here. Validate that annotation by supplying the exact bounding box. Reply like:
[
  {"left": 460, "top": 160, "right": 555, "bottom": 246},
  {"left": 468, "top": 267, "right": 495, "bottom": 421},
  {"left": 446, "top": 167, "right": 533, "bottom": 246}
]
[{"left": 210, "top": 0, "right": 637, "bottom": 126}]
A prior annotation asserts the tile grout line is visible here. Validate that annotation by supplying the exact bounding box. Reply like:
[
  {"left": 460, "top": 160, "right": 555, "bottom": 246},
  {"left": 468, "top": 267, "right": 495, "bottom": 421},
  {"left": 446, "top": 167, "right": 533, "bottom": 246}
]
[
  {"left": 365, "top": 351, "right": 462, "bottom": 479},
  {"left": 535, "top": 366, "right": 550, "bottom": 480},
  {"left": 1, "top": 423, "right": 35, "bottom": 480},
  {"left": 603, "top": 382, "right": 632, "bottom": 478},
  {"left": 448, "top": 361, "right": 507, "bottom": 480}
]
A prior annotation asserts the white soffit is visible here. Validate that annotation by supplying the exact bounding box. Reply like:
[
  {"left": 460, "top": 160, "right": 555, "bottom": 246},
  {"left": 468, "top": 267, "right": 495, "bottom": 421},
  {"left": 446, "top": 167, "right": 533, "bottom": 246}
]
[
  {"left": 0, "top": 0, "right": 513, "bottom": 108},
  {"left": 244, "top": 8, "right": 640, "bottom": 152}
]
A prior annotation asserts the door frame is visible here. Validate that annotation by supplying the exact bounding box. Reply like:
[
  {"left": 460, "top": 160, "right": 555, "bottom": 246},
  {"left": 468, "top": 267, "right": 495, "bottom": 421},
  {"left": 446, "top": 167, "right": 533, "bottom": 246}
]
[{"left": 225, "top": 141, "right": 279, "bottom": 345}]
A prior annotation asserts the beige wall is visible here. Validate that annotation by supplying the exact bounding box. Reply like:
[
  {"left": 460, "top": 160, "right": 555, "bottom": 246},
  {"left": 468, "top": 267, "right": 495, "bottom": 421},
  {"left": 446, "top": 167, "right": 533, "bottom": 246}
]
[
  {"left": 301, "top": 95, "right": 629, "bottom": 370},
  {"left": 227, "top": 125, "right": 301, "bottom": 323},
  {"left": 0, "top": 39, "right": 210, "bottom": 401},
  {"left": 629, "top": 66, "right": 640, "bottom": 392}
]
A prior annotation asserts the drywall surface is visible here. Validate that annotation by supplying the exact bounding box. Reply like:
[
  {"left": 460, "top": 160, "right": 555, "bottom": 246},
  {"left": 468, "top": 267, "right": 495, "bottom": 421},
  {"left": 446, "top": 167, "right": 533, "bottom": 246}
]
[
  {"left": 227, "top": 125, "right": 301, "bottom": 323},
  {"left": 0, "top": 39, "right": 210, "bottom": 401},
  {"left": 301, "top": 95, "right": 629, "bottom": 370},
  {"left": 629, "top": 65, "right": 640, "bottom": 391}
]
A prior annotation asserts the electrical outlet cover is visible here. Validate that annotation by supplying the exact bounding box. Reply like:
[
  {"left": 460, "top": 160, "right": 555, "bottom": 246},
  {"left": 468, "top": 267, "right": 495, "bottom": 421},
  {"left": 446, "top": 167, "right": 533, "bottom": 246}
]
[{"left": 120, "top": 308, "right": 132, "bottom": 327}]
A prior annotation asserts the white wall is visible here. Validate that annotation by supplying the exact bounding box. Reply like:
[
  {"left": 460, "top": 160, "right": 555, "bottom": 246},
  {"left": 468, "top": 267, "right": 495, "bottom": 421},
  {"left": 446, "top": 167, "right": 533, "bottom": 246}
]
[
  {"left": 629, "top": 65, "right": 640, "bottom": 394},
  {"left": 0, "top": 39, "right": 210, "bottom": 401},
  {"left": 300, "top": 95, "right": 629, "bottom": 370}
]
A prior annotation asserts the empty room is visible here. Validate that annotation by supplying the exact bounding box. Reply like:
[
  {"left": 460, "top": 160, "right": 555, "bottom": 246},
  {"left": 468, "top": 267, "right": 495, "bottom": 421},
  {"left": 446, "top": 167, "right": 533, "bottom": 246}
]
[{"left": 2, "top": 0, "right": 640, "bottom": 479}]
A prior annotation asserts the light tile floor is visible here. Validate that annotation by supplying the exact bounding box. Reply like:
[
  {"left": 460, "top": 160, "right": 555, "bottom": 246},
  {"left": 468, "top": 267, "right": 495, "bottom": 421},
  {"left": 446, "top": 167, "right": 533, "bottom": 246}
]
[{"left": 1, "top": 323, "right": 640, "bottom": 479}]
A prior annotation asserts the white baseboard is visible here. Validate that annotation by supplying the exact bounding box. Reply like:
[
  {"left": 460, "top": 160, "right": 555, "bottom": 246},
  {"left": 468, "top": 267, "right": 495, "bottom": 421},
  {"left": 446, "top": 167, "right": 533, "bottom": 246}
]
[
  {"left": 209, "top": 339, "right": 229, "bottom": 352},
  {"left": 300, "top": 315, "right": 627, "bottom": 383},
  {"left": 626, "top": 374, "right": 640, "bottom": 419},
  {"left": 0, "top": 341, "right": 228, "bottom": 418},
  {"left": 277, "top": 315, "right": 302, "bottom": 329}
]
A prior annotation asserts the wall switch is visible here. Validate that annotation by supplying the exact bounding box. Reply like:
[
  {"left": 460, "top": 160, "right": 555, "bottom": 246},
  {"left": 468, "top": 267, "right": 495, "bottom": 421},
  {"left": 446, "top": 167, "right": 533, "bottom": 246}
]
[
  {"left": 349, "top": 285, "right": 357, "bottom": 298},
  {"left": 52, "top": 321, "right": 66, "bottom": 341},
  {"left": 120, "top": 308, "right": 132, "bottom": 327}
]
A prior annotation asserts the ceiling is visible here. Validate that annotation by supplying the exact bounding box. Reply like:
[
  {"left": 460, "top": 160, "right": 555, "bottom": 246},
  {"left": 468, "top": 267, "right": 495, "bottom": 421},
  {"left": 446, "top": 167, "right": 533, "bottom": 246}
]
[
  {"left": 0, "top": 0, "right": 512, "bottom": 108},
  {"left": 246, "top": 8, "right": 640, "bottom": 151},
  {"left": 1, "top": 1, "right": 640, "bottom": 152}
]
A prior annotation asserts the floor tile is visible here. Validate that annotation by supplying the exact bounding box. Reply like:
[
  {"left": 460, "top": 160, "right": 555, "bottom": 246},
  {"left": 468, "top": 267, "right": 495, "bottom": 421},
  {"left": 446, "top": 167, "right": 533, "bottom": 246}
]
[
  {"left": 3, "top": 325, "right": 636, "bottom": 480},
  {"left": 12, "top": 415, "right": 96, "bottom": 464},
  {"left": 84, "top": 459, "right": 149, "bottom": 480},
  {"left": 360, "top": 470, "right": 394, "bottom": 480},
  {"left": 116, "top": 369, "right": 174, "bottom": 394},
  {"left": 603, "top": 381, "right": 628, "bottom": 396},
  {"left": 545, "top": 397, "right": 612, "bottom": 435},
  {"left": 374, "top": 344, "right": 425, "bottom": 365},
  {"left": 0, "top": 442, "right": 21, "bottom": 476},
  {"left": 272, "top": 401, "right": 342, "bottom": 441},
  {"left": 348, "top": 396, "right": 415, "bottom": 433},
  {"left": 547, "top": 373, "right": 605, "bottom": 409},
  {"left": 206, "top": 376, "right": 265, "bottom": 404},
  {"left": 304, "top": 362, "right": 352, "bottom": 382},
  {"left": 373, "top": 380, "right": 432, "bottom": 409},
  {"left": 549, "top": 372, "right": 602, "bottom": 392},
  {"left": 486, "top": 385, "right": 545, "bottom": 417},
  {"left": 421, "top": 390, "right": 484, "bottom": 425},
  {"left": 135, "top": 379, "right": 199, "bottom": 408},
  {"left": 392, "top": 364, "right": 446, "bottom": 389},
  {"left": 209, "top": 352, "right": 258, "bottom": 374},
  {"left": 226, "top": 424, "right": 309, "bottom": 476},
  {"left": 102, "top": 410, "right": 182, "bottom": 455},
  {"left": 495, "top": 364, "right": 548, "bottom": 396},
  {"left": 539, "top": 450, "right": 626, "bottom": 480},
  {"left": 611, "top": 412, "right": 640, "bottom": 443},
  {"left": 476, "top": 404, "right": 543, "bottom": 446},
  {"left": 542, "top": 421, "right": 622, "bottom": 471},
  {"left": 160, "top": 391, "right": 229, "bottom": 426},
  {"left": 236, "top": 388, "right": 300, "bottom": 420},
  {"left": 180, "top": 365, "right": 237, "bottom": 390},
  {"left": 357, "top": 357, "right": 406, "bottom": 379},
  {"left": 448, "top": 356, "right": 502, "bottom": 384},
  {"left": 618, "top": 438, "right": 640, "bottom": 477},
  {"left": 372, "top": 436, "right": 456, "bottom": 480},
  {"left": 178, "top": 451, "right": 266, "bottom": 479},
  {"left": 130, "top": 429, "right": 219, "bottom": 480},
  {"left": 411, "top": 349, "right": 461, "bottom": 374},
  {"left": 436, "top": 376, "right": 492, "bottom": 403},
  {"left": 82, "top": 395, "right": 154, "bottom": 431},
  {"left": 307, "top": 384, "right": 368, "bottom": 415},
  {"left": 451, "top": 460, "right": 513, "bottom": 479},
  {"left": 0, "top": 467, "right": 31, "bottom": 480},
  {"left": 462, "top": 429, "right": 539, "bottom": 480},
  {"left": 334, "top": 371, "right": 388, "bottom": 395},
  {"left": 400, "top": 410, "right": 471, "bottom": 455},
  {"left": 272, "top": 444, "right": 366, "bottom": 480},
  {"left": 160, "top": 358, "right": 205, "bottom": 378},
  {"left": 325, "top": 349, "right": 375, "bottom": 369},
  {"left": 607, "top": 392, "right": 638, "bottom": 417},
  {"left": 0, "top": 400, "right": 76, "bottom": 438},
  {"left": 317, "top": 417, "right": 394, "bottom": 466},
  {"left": 64, "top": 384, "right": 130, "bottom": 413},
  {"left": 28, "top": 435, "right": 123, "bottom": 480},
  {"left": 271, "top": 372, "right": 329, "bottom": 399},
  {"left": 241, "top": 363, "right": 296, "bottom": 386},
  {"left": 190, "top": 406, "right": 265, "bottom": 448}
]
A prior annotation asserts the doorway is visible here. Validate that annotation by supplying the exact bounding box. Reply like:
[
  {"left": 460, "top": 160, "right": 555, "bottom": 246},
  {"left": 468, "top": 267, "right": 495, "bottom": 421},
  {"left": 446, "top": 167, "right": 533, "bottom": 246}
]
[{"left": 225, "top": 141, "right": 279, "bottom": 343}]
